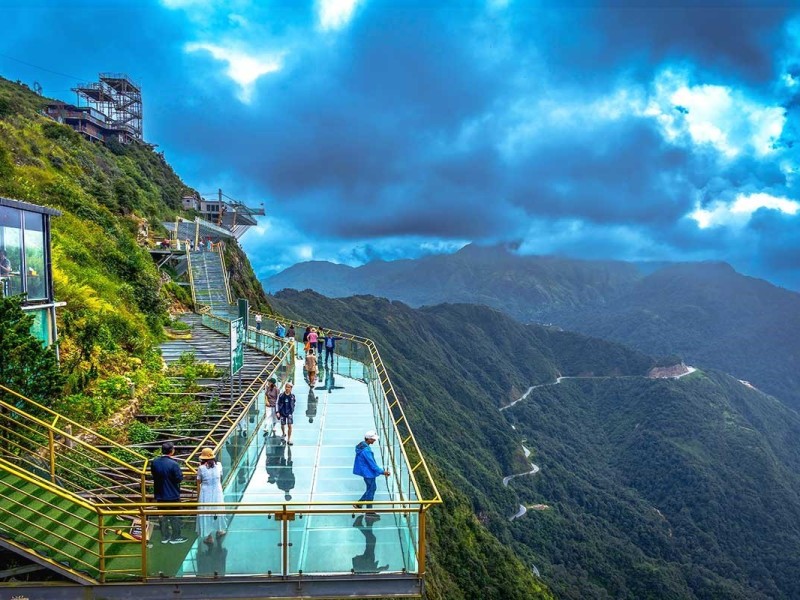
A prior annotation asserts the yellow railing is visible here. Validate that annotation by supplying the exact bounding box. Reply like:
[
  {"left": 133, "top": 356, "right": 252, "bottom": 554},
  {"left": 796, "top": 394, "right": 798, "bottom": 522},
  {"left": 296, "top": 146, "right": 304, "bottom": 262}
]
[
  {"left": 185, "top": 242, "right": 197, "bottom": 307},
  {"left": 0, "top": 385, "right": 149, "bottom": 502},
  {"left": 184, "top": 327, "right": 294, "bottom": 471},
  {"left": 214, "top": 242, "right": 233, "bottom": 305}
]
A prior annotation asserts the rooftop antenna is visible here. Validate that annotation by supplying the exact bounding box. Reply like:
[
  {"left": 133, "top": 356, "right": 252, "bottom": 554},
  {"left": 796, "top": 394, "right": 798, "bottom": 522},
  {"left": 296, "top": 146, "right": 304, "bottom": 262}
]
[{"left": 33, "top": 81, "right": 42, "bottom": 95}]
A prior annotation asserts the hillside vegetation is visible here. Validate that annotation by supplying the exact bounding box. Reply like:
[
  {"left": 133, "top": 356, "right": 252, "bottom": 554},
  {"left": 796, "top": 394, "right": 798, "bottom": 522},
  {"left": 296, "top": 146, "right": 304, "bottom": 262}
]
[
  {"left": 554, "top": 262, "right": 800, "bottom": 410},
  {"left": 0, "top": 76, "right": 270, "bottom": 411},
  {"left": 270, "top": 290, "right": 800, "bottom": 600}
]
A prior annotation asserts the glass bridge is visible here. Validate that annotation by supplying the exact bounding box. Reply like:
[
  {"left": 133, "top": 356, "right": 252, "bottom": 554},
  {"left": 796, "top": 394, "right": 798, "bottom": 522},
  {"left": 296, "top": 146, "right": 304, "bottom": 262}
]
[{"left": 173, "top": 330, "right": 417, "bottom": 579}]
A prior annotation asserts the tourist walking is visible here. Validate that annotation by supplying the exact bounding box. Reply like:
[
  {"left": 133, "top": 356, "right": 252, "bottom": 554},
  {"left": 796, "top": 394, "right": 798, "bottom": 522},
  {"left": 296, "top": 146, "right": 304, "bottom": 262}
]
[
  {"left": 196, "top": 447, "right": 226, "bottom": 546},
  {"left": 264, "top": 377, "right": 279, "bottom": 436},
  {"left": 316, "top": 327, "right": 325, "bottom": 357},
  {"left": 305, "top": 348, "right": 318, "bottom": 387},
  {"left": 277, "top": 382, "right": 297, "bottom": 445},
  {"left": 150, "top": 441, "right": 187, "bottom": 544},
  {"left": 302, "top": 326, "right": 312, "bottom": 354},
  {"left": 324, "top": 332, "right": 343, "bottom": 367},
  {"left": 352, "top": 431, "right": 390, "bottom": 510},
  {"left": 308, "top": 327, "right": 319, "bottom": 356},
  {"left": 254, "top": 313, "right": 262, "bottom": 331}
]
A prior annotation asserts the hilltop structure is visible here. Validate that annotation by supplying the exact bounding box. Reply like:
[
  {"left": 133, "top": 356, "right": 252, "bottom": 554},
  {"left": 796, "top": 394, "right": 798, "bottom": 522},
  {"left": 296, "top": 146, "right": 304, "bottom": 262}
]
[
  {"left": 180, "top": 190, "right": 265, "bottom": 239},
  {"left": 44, "top": 72, "right": 143, "bottom": 144}
]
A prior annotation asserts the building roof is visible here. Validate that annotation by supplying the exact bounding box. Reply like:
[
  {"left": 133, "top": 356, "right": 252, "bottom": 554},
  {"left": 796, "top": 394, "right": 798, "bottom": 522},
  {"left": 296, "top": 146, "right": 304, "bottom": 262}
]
[{"left": 0, "top": 197, "right": 61, "bottom": 217}]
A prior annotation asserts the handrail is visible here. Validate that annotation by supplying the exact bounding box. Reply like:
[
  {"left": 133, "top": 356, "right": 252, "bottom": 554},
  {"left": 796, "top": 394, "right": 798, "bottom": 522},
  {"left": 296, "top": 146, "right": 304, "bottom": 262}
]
[
  {"left": 185, "top": 242, "right": 196, "bottom": 307},
  {"left": 0, "top": 384, "right": 149, "bottom": 502},
  {"left": 0, "top": 385, "right": 148, "bottom": 463},
  {"left": 0, "top": 456, "right": 101, "bottom": 513},
  {"left": 184, "top": 340, "right": 293, "bottom": 466},
  {"left": 216, "top": 243, "right": 233, "bottom": 304}
]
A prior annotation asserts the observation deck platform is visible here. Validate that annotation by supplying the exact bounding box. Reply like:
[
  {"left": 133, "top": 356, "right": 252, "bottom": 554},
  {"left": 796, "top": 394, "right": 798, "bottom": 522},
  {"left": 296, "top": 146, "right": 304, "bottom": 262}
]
[{"left": 174, "top": 356, "right": 416, "bottom": 579}]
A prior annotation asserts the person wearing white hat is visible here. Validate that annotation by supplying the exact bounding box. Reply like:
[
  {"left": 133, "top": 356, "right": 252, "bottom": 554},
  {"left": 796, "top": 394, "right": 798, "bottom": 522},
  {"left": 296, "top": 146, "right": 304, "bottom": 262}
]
[
  {"left": 196, "top": 447, "right": 226, "bottom": 545},
  {"left": 352, "top": 430, "right": 390, "bottom": 510}
]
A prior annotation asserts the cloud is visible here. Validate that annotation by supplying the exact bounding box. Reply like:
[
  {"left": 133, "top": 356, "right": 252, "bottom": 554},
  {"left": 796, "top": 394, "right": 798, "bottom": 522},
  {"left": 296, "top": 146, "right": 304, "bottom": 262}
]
[
  {"left": 184, "top": 42, "right": 283, "bottom": 102},
  {"left": 647, "top": 69, "right": 786, "bottom": 158},
  {"left": 317, "top": 0, "right": 362, "bottom": 31},
  {"left": 690, "top": 192, "right": 800, "bottom": 229}
]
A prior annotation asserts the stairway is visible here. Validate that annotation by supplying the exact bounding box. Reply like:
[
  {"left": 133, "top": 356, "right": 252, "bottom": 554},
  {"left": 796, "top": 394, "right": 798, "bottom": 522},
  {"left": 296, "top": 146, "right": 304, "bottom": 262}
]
[{"left": 189, "top": 250, "right": 233, "bottom": 316}]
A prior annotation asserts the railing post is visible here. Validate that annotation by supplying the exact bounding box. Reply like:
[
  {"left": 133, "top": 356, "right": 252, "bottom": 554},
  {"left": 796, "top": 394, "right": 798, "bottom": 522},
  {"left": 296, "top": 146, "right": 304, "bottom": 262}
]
[
  {"left": 277, "top": 505, "right": 290, "bottom": 577},
  {"left": 48, "top": 429, "right": 55, "bottom": 484},
  {"left": 98, "top": 512, "right": 106, "bottom": 583},
  {"left": 418, "top": 507, "right": 427, "bottom": 575},
  {"left": 140, "top": 506, "right": 148, "bottom": 580}
]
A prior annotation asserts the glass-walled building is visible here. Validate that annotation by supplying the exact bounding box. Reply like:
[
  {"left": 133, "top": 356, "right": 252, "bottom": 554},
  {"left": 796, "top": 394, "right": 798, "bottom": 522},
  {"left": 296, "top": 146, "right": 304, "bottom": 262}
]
[{"left": 0, "top": 197, "right": 61, "bottom": 346}]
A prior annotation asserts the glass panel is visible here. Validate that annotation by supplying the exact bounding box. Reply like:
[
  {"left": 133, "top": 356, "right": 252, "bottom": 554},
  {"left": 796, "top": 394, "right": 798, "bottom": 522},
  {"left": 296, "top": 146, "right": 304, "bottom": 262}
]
[
  {"left": 212, "top": 512, "right": 282, "bottom": 576},
  {"left": 23, "top": 211, "right": 46, "bottom": 300},
  {"left": 146, "top": 508, "right": 198, "bottom": 577},
  {"left": 165, "top": 510, "right": 282, "bottom": 577},
  {"left": 27, "top": 307, "right": 50, "bottom": 345},
  {"left": 289, "top": 510, "right": 415, "bottom": 575},
  {"left": 0, "top": 205, "right": 22, "bottom": 297}
]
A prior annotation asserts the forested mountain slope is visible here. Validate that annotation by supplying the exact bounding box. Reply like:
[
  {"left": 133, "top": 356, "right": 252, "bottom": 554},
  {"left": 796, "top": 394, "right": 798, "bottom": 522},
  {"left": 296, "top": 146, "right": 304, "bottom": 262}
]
[
  {"left": 270, "top": 290, "right": 800, "bottom": 600},
  {"left": 552, "top": 262, "right": 800, "bottom": 410},
  {"left": 265, "top": 246, "right": 800, "bottom": 411}
]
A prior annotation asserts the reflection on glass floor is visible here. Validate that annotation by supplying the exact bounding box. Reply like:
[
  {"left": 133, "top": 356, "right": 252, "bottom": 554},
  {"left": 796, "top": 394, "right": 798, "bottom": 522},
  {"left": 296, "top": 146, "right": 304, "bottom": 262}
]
[{"left": 176, "top": 356, "right": 418, "bottom": 577}]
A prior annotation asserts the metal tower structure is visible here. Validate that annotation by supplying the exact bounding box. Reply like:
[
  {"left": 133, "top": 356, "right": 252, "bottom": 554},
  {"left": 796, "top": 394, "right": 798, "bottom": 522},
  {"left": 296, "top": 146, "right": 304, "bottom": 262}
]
[{"left": 73, "top": 73, "right": 142, "bottom": 142}]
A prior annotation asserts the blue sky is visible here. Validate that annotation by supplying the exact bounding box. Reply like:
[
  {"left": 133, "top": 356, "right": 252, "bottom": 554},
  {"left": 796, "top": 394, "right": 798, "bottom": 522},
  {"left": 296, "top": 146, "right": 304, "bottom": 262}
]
[{"left": 2, "top": 0, "right": 799, "bottom": 289}]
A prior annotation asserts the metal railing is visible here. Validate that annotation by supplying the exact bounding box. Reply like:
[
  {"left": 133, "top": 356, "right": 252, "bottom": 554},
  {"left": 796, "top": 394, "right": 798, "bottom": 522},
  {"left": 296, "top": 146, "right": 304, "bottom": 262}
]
[
  {"left": 185, "top": 242, "right": 197, "bottom": 307},
  {"left": 215, "top": 243, "right": 233, "bottom": 305},
  {"left": 0, "top": 385, "right": 149, "bottom": 502}
]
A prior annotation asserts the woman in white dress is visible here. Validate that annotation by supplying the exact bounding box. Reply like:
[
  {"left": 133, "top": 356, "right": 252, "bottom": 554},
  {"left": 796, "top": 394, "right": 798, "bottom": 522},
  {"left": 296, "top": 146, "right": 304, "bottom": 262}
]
[{"left": 196, "top": 447, "right": 226, "bottom": 545}]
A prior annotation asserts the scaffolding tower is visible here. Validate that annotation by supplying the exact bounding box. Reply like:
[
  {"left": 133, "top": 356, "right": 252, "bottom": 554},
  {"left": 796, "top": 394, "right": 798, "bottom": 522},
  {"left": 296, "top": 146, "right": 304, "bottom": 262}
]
[{"left": 73, "top": 73, "right": 142, "bottom": 142}]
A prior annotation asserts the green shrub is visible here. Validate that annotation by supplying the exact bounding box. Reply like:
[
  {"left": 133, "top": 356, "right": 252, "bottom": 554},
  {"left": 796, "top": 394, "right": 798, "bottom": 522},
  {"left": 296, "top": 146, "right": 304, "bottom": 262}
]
[{"left": 127, "top": 421, "right": 157, "bottom": 445}]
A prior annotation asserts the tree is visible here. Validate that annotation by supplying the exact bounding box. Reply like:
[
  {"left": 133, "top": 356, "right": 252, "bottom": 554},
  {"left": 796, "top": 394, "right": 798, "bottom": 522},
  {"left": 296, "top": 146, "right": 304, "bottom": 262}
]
[{"left": 0, "top": 296, "right": 63, "bottom": 405}]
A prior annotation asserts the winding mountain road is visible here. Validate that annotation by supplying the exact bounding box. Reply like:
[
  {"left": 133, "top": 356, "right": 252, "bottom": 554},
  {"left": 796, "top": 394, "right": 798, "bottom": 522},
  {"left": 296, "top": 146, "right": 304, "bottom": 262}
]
[
  {"left": 503, "top": 444, "right": 541, "bottom": 522},
  {"left": 499, "top": 377, "right": 571, "bottom": 412}
]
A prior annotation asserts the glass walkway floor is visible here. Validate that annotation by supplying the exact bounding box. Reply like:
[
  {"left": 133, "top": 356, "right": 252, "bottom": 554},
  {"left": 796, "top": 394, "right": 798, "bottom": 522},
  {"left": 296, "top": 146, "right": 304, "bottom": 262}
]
[{"left": 170, "top": 355, "right": 416, "bottom": 578}]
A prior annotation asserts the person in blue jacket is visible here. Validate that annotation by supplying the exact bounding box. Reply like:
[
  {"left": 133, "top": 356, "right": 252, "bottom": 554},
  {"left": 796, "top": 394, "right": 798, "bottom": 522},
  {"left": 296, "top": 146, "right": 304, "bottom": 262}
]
[
  {"left": 324, "top": 333, "right": 343, "bottom": 367},
  {"left": 150, "top": 441, "right": 187, "bottom": 544},
  {"left": 353, "top": 430, "right": 390, "bottom": 510}
]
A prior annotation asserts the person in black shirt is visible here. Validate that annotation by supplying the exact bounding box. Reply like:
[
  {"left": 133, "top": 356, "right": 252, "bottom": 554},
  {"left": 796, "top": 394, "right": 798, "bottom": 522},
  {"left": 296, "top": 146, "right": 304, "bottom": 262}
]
[
  {"left": 150, "top": 441, "right": 187, "bottom": 544},
  {"left": 276, "top": 383, "right": 296, "bottom": 446}
]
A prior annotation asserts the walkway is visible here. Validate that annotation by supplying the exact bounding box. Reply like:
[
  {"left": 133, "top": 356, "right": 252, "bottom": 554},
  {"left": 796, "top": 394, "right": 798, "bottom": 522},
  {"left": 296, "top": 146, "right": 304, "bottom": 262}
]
[{"left": 174, "top": 355, "right": 416, "bottom": 577}]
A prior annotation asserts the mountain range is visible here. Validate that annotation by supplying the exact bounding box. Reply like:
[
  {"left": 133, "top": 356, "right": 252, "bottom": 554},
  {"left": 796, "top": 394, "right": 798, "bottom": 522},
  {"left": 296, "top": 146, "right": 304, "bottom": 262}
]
[{"left": 264, "top": 245, "right": 800, "bottom": 411}]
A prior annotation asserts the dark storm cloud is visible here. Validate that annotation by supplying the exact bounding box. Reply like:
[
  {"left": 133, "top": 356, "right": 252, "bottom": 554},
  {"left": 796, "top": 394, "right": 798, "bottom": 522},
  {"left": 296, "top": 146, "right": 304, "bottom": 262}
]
[
  {"left": 523, "top": 0, "right": 795, "bottom": 85},
  {"left": 506, "top": 119, "right": 700, "bottom": 225}
]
